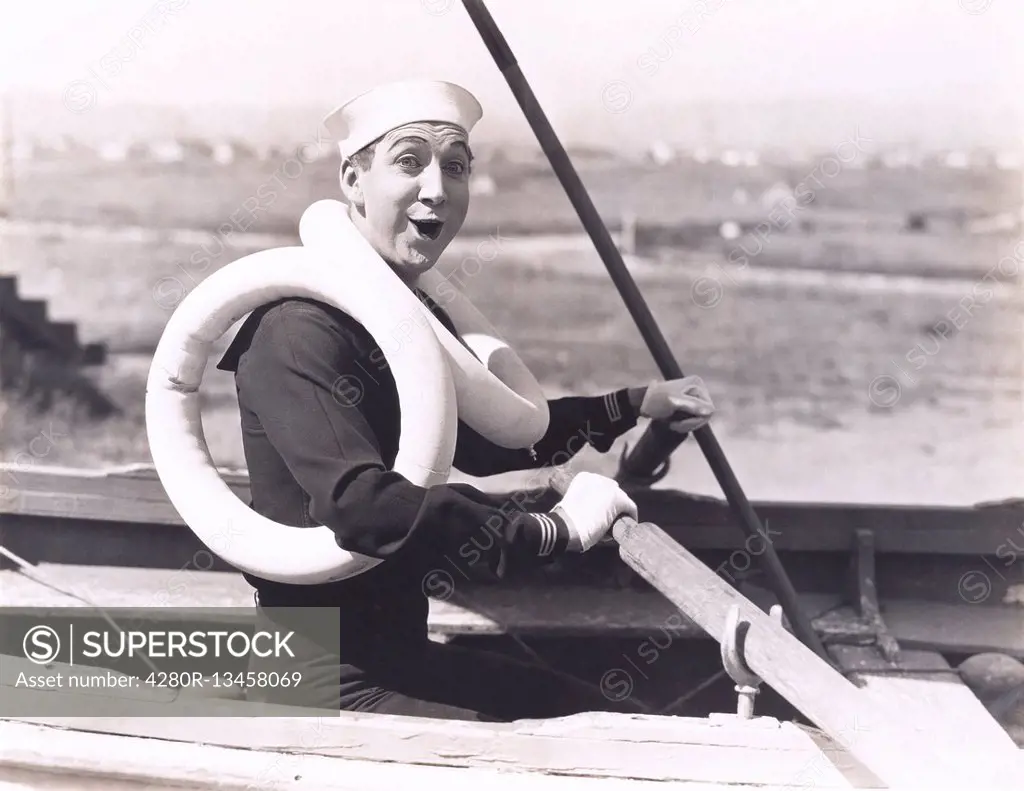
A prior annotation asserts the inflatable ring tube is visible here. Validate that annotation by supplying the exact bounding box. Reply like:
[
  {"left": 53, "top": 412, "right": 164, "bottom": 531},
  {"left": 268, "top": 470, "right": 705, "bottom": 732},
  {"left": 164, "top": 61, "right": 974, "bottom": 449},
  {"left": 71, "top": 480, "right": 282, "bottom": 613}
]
[
  {"left": 416, "top": 267, "right": 549, "bottom": 448},
  {"left": 299, "top": 200, "right": 550, "bottom": 449},
  {"left": 145, "top": 246, "right": 458, "bottom": 584}
]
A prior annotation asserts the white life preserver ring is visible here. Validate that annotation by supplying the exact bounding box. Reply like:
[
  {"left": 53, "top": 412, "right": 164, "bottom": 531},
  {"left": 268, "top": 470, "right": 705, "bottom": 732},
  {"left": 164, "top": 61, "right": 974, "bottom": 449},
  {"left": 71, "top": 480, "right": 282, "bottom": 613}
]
[{"left": 146, "top": 202, "right": 548, "bottom": 584}]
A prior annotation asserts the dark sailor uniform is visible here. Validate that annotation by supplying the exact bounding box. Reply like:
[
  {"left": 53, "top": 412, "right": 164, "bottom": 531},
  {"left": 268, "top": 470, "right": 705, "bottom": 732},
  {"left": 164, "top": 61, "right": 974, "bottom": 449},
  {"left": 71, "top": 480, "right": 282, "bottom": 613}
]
[{"left": 216, "top": 289, "right": 641, "bottom": 719}]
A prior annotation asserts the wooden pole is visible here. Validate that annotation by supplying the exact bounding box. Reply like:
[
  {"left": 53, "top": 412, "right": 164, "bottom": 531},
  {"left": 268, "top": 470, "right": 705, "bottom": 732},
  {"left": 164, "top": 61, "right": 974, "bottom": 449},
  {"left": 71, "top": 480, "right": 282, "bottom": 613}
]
[
  {"left": 458, "top": 0, "right": 828, "bottom": 663},
  {"left": 611, "top": 516, "right": 1022, "bottom": 788}
]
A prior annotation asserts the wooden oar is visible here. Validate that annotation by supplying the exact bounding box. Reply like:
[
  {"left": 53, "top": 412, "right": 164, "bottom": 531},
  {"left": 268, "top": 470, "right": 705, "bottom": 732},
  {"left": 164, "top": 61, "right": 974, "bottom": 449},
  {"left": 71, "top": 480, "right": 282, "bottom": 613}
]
[
  {"left": 459, "top": 0, "right": 828, "bottom": 662},
  {"left": 543, "top": 469, "right": 1020, "bottom": 786},
  {"left": 612, "top": 516, "right": 1021, "bottom": 788}
]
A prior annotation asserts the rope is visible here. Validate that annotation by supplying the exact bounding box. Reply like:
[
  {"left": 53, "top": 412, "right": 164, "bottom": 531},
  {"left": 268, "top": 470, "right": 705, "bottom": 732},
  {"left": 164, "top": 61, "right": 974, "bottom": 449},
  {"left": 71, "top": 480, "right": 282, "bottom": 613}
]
[
  {"left": 446, "top": 589, "right": 656, "bottom": 714},
  {"left": 657, "top": 669, "right": 727, "bottom": 715},
  {"left": 0, "top": 544, "right": 176, "bottom": 696}
]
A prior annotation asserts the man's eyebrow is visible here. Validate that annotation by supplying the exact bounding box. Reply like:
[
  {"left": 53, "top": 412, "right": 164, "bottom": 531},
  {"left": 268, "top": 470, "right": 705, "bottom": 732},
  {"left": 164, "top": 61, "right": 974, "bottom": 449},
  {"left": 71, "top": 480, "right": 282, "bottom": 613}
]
[
  {"left": 386, "top": 135, "right": 429, "bottom": 150},
  {"left": 385, "top": 135, "right": 471, "bottom": 158}
]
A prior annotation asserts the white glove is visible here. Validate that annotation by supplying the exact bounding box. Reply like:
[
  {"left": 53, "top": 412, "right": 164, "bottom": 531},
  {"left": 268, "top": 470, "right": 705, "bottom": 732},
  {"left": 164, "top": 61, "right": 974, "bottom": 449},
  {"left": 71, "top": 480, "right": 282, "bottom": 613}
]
[
  {"left": 639, "top": 375, "right": 715, "bottom": 433},
  {"left": 552, "top": 471, "right": 638, "bottom": 552}
]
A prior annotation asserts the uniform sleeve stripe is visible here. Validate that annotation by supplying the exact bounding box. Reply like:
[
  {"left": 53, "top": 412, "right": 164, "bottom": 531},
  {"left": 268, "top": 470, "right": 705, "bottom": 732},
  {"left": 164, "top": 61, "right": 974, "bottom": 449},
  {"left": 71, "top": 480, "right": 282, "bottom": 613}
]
[
  {"left": 604, "top": 392, "right": 622, "bottom": 422},
  {"left": 536, "top": 512, "right": 552, "bottom": 557},
  {"left": 534, "top": 513, "right": 557, "bottom": 556},
  {"left": 533, "top": 514, "right": 547, "bottom": 556}
]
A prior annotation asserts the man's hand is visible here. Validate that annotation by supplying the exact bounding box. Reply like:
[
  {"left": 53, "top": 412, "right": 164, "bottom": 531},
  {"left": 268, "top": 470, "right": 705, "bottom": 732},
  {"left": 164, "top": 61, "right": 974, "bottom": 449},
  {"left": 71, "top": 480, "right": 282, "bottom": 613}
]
[
  {"left": 552, "top": 471, "right": 638, "bottom": 552},
  {"left": 636, "top": 375, "right": 715, "bottom": 434}
]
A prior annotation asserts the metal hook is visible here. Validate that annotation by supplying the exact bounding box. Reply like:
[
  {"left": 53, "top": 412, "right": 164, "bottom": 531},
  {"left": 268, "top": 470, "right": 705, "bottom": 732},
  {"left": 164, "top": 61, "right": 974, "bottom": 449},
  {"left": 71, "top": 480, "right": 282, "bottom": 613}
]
[{"left": 721, "top": 604, "right": 763, "bottom": 718}]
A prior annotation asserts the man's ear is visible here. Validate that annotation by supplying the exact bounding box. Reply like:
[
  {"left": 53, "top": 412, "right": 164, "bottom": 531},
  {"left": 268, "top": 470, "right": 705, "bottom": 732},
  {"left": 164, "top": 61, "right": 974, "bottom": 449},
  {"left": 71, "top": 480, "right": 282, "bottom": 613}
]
[{"left": 339, "top": 159, "right": 364, "bottom": 208}]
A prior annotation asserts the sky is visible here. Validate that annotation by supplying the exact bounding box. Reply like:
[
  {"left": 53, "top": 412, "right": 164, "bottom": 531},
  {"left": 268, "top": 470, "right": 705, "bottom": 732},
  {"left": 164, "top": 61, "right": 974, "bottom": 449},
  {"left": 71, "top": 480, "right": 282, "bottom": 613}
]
[{"left": 1, "top": 0, "right": 1021, "bottom": 148}]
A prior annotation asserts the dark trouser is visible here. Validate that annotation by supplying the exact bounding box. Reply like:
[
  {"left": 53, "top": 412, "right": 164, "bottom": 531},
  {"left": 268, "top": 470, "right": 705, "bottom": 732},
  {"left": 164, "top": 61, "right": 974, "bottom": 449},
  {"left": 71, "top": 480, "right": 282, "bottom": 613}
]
[
  {"left": 341, "top": 639, "right": 642, "bottom": 721},
  {"left": 246, "top": 606, "right": 640, "bottom": 721}
]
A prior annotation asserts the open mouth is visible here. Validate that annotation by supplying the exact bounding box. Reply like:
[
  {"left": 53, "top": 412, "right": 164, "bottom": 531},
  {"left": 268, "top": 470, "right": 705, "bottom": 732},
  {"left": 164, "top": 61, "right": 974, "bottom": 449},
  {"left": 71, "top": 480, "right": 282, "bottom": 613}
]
[{"left": 410, "top": 218, "right": 444, "bottom": 241}]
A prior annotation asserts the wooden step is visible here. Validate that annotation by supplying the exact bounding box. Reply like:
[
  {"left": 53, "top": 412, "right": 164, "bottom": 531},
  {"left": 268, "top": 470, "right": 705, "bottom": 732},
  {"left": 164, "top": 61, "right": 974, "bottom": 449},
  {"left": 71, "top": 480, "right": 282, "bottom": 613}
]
[
  {"left": 48, "top": 321, "right": 79, "bottom": 351},
  {"left": 0, "top": 275, "right": 17, "bottom": 303},
  {"left": 20, "top": 298, "right": 48, "bottom": 325},
  {"left": 0, "top": 276, "right": 104, "bottom": 363},
  {"left": 1, "top": 302, "right": 91, "bottom": 361},
  {"left": 80, "top": 342, "right": 106, "bottom": 366}
]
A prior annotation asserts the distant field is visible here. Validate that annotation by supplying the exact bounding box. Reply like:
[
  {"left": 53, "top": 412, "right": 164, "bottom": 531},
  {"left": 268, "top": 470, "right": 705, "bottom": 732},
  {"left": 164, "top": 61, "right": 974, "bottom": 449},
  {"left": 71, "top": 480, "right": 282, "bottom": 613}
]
[
  {"left": 9, "top": 154, "right": 1020, "bottom": 237},
  {"left": 5, "top": 223, "right": 1021, "bottom": 430}
]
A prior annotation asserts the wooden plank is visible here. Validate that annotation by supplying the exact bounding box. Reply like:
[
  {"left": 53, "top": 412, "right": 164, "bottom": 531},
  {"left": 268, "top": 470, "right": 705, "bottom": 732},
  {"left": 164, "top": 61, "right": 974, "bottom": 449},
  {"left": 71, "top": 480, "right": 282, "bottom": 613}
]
[
  {"left": 110, "top": 463, "right": 251, "bottom": 486},
  {"left": 4, "top": 463, "right": 1022, "bottom": 556},
  {"left": 2, "top": 565, "right": 1021, "bottom": 656},
  {"left": 0, "top": 563, "right": 836, "bottom": 634},
  {"left": 0, "top": 718, "right": 873, "bottom": 790},
  {"left": 4, "top": 465, "right": 235, "bottom": 507},
  {"left": 0, "top": 657, "right": 877, "bottom": 787},
  {"left": 610, "top": 518, "right": 1023, "bottom": 788},
  {"left": 829, "top": 646, "right": 1018, "bottom": 750},
  {"left": 0, "top": 562, "right": 834, "bottom": 635},
  {"left": 881, "top": 600, "right": 1024, "bottom": 657},
  {"left": 0, "top": 565, "right": 256, "bottom": 610}
]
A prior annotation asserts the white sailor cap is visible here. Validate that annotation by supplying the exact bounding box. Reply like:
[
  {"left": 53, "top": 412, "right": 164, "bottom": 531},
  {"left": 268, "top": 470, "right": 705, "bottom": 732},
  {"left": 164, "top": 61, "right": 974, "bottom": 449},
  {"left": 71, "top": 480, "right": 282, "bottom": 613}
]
[{"left": 323, "top": 79, "right": 483, "bottom": 160}]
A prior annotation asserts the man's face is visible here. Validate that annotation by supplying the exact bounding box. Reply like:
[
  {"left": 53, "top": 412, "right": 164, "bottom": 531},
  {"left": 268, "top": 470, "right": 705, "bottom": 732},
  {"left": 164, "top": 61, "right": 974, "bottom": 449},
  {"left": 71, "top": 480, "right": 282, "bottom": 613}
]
[{"left": 343, "top": 121, "right": 472, "bottom": 282}]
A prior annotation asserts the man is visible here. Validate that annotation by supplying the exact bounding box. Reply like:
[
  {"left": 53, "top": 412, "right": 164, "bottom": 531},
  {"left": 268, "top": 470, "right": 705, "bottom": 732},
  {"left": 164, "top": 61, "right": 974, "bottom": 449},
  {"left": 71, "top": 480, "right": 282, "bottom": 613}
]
[{"left": 216, "top": 79, "right": 715, "bottom": 720}]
